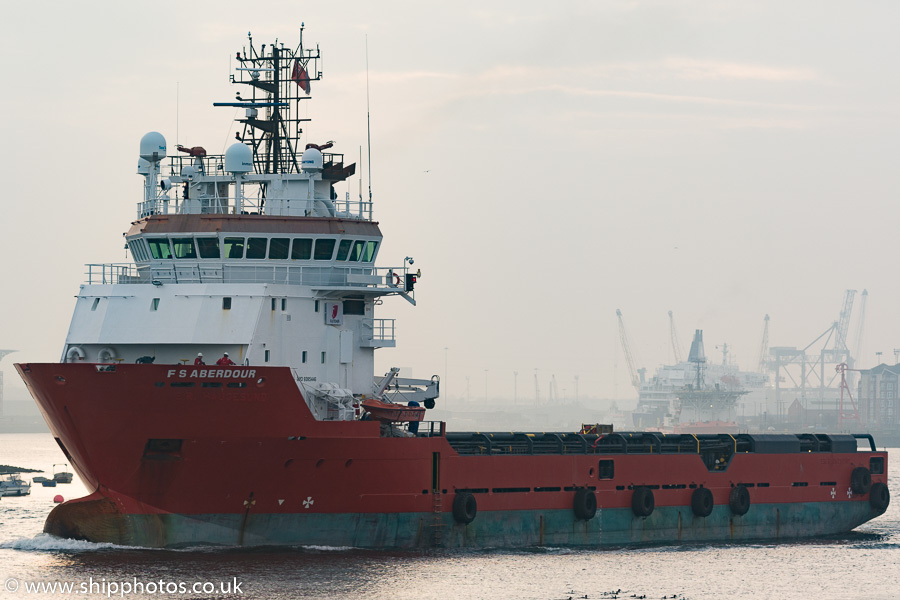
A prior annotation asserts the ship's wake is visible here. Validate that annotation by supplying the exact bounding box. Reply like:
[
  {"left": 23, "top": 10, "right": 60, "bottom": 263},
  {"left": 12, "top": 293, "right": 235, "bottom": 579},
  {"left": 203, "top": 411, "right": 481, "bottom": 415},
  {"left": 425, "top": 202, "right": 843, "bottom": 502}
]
[{"left": 0, "top": 532, "right": 144, "bottom": 552}]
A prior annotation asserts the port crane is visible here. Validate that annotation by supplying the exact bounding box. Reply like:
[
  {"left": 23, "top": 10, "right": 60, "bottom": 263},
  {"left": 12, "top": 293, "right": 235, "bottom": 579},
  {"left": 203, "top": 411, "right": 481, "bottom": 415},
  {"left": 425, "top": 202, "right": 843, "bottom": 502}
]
[
  {"left": 835, "top": 363, "right": 861, "bottom": 429},
  {"left": 668, "top": 310, "right": 684, "bottom": 364},
  {"left": 616, "top": 309, "right": 645, "bottom": 393},
  {"left": 756, "top": 315, "right": 769, "bottom": 373}
]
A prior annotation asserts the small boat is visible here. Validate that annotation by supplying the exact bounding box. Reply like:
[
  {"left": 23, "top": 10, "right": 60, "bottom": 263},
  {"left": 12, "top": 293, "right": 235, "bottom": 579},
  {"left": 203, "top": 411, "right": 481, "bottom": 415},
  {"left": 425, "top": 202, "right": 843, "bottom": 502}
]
[
  {"left": 53, "top": 463, "right": 73, "bottom": 484},
  {"left": 42, "top": 480, "right": 58, "bottom": 487},
  {"left": 0, "top": 474, "right": 32, "bottom": 496},
  {"left": 360, "top": 397, "right": 425, "bottom": 423},
  {"left": 32, "top": 476, "right": 50, "bottom": 483}
]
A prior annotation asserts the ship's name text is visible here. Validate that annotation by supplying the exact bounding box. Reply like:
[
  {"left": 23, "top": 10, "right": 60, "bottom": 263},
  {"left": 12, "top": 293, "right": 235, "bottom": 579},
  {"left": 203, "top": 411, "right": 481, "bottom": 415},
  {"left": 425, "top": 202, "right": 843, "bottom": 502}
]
[{"left": 167, "top": 369, "right": 258, "bottom": 379}]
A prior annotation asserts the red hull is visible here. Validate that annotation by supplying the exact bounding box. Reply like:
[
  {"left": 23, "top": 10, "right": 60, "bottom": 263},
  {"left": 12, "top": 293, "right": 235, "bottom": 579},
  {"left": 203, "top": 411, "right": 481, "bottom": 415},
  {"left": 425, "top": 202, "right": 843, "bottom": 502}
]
[{"left": 15, "top": 362, "right": 890, "bottom": 548}]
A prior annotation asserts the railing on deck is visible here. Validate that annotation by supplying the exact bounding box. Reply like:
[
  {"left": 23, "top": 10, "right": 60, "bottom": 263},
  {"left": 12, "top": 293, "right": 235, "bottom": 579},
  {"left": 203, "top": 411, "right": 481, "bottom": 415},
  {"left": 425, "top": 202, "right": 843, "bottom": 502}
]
[
  {"left": 401, "top": 421, "right": 445, "bottom": 438},
  {"left": 364, "top": 318, "right": 396, "bottom": 343},
  {"left": 85, "top": 262, "right": 412, "bottom": 288},
  {"left": 139, "top": 153, "right": 373, "bottom": 220},
  {"left": 85, "top": 264, "right": 142, "bottom": 285}
]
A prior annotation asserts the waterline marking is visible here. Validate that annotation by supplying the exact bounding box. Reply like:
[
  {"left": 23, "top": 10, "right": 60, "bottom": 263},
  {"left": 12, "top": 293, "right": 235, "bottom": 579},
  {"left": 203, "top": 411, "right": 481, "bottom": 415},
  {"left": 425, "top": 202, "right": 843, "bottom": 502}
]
[{"left": 5, "top": 576, "right": 243, "bottom": 597}]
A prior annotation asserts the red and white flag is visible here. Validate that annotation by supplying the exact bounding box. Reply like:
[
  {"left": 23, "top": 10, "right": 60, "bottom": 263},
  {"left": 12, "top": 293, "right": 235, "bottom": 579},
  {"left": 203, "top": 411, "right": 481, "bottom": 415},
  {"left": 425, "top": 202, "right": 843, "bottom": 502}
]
[{"left": 292, "top": 59, "right": 311, "bottom": 94}]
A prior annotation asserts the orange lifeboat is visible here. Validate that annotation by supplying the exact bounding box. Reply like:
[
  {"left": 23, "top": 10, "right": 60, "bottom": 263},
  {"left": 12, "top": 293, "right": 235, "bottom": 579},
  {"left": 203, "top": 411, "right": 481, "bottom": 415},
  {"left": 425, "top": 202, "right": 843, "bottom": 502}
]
[{"left": 360, "top": 398, "right": 425, "bottom": 422}]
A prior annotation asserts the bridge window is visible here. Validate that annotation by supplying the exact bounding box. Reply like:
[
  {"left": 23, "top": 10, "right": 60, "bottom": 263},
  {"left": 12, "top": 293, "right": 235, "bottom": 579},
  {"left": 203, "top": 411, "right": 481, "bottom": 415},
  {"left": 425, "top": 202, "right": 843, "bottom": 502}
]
[
  {"left": 291, "top": 239, "right": 312, "bottom": 260},
  {"left": 269, "top": 238, "right": 290, "bottom": 259},
  {"left": 361, "top": 241, "right": 378, "bottom": 262},
  {"left": 197, "top": 238, "right": 221, "bottom": 259},
  {"left": 224, "top": 237, "right": 245, "bottom": 259},
  {"left": 172, "top": 238, "right": 197, "bottom": 259},
  {"left": 247, "top": 237, "right": 268, "bottom": 259},
  {"left": 314, "top": 239, "right": 336, "bottom": 260},
  {"left": 147, "top": 238, "right": 172, "bottom": 260},
  {"left": 349, "top": 240, "right": 365, "bottom": 261},
  {"left": 128, "top": 240, "right": 146, "bottom": 261},
  {"left": 336, "top": 239, "right": 353, "bottom": 261}
]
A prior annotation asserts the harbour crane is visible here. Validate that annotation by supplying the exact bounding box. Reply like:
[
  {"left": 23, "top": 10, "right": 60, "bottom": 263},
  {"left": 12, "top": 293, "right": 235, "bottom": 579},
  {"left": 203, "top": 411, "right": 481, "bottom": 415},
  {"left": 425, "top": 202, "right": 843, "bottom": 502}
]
[
  {"left": 853, "top": 289, "right": 868, "bottom": 368},
  {"left": 668, "top": 310, "right": 684, "bottom": 364},
  {"left": 756, "top": 314, "right": 769, "bottom": 373},
  {"left": 616, "top": 309, "right": 644, "bottom": 393},
  {"left": 834, "top": 289, "right": 856, "bottom": 356}
]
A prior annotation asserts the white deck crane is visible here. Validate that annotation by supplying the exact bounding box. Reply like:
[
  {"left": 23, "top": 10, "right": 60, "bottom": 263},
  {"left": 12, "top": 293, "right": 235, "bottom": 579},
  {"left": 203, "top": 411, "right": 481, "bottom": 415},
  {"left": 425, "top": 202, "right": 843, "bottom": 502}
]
[
  {"left": 616, "top": 309, "right": 644, "bottom": 393},
  {"left": 668, "top": 310, "right": 684, "bottom": 364}
]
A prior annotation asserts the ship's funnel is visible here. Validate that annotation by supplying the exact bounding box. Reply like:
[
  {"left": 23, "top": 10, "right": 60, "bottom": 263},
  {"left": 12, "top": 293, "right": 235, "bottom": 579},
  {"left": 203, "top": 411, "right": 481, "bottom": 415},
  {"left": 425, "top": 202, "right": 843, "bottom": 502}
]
[{"left": 688, "top": 330, "right": 706, "bottom": 364}]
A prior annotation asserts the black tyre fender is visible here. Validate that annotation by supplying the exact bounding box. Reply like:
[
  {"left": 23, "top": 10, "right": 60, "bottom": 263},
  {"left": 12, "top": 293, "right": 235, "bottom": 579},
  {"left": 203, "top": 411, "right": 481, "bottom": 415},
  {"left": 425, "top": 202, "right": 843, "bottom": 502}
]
[
  {"left": 573, "top": 488, "right": 597, "bottom": 520},
  {"left": 691, "top": 487, "right": 714, "bottom": 517},
  {"left": 452, "top": 492, "right": 477, "bottom": 525},
  {"left": 729, "top": 485, "right": 750, "bottom": 516},
  {"left": 851, "top": 466, "right": 872, "bottom": 495},
  {"left": 631, "top": 486, "right": 654, "bottom": 517},
  {"left": 869, "top": 482, "right": 890, "bottom": 512}
]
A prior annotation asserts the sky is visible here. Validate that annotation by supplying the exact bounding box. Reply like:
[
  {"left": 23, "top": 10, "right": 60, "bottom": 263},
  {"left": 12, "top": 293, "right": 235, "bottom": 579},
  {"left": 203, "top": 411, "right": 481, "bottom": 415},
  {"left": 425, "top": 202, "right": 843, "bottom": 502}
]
[{"left": 1, "top": 1, "right": 899, "bottom": 407}]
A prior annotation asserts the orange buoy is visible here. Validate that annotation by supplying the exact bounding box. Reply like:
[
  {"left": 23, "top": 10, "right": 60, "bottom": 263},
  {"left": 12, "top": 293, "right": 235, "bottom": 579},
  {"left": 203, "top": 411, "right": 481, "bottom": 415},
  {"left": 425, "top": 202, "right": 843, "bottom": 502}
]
[{"left": 53, "top": 495, "right": 64, "bottom": 503}]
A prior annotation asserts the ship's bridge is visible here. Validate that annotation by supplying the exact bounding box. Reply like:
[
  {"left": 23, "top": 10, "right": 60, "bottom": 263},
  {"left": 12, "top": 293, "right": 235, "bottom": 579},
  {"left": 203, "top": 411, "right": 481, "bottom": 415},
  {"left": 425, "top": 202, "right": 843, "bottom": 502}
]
[{"left": 85, "top": 214, "right": 418, "bottom": 301}]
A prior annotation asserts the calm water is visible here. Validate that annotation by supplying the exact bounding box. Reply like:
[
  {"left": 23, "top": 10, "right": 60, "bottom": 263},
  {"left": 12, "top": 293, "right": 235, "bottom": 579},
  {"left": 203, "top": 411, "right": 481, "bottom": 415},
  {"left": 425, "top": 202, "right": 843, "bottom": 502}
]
[{"left": 0, "top": 433, "right": 897, "bottom": 600}]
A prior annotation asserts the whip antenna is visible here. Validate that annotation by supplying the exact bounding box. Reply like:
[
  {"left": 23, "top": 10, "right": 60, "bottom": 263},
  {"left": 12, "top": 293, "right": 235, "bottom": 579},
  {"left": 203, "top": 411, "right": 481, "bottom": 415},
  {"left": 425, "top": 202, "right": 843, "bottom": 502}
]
[{"left": 366, "top": 35, "right": 373, "bottom": 208}]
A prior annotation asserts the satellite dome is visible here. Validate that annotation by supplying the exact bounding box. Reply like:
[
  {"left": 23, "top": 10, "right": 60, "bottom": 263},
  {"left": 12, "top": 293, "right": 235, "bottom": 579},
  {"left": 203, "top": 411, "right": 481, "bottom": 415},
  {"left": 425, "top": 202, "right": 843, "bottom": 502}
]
[
  {"left": 139, "top": 132, "right": 167, "bottom": 162},
  {"left": 301, "top": 147, "right": 323, "bottom": 172},
  {"left": 137, "top": 158, "right": 150, "bottom": 175},
  {"left": 225, "top": 143, "right": 254, "bottom": 174},
  {"left": 180, "top": 165, "right": 196, "bottom": 180}
]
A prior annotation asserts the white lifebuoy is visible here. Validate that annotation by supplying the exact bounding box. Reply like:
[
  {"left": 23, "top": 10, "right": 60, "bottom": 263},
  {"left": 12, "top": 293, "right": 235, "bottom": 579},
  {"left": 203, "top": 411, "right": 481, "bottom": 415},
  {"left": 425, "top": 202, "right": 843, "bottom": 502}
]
[
  {"left": 97, "top": 347, "right": 118, "bottom": 363},
  {"left": 65, "top": 346, "right": 86, "bottom": 363}
]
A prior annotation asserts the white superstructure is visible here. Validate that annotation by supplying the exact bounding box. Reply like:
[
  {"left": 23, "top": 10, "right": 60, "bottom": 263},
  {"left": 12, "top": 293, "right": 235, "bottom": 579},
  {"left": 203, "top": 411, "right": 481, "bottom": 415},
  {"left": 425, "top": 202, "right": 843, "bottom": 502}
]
[{"left": 61, "top": 28, "right": 438, "bottom": 417}]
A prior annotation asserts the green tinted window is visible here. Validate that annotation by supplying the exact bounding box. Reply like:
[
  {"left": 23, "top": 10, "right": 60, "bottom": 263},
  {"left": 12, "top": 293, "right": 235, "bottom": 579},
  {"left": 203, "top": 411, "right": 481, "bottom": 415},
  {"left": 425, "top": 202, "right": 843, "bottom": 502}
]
[
  {"left": 361, "top": 241, "right": 378, "bottom": 262},
  {"left": 350, "top": 240, "right": 366, "bottom": 261},
  {"left": 247, "top": 238, "right": 268, "bottom": 259},
  {"left": 172, "top": 238, "right": 197, "bottom": 259},
  {"left": 291, "top": 239, "right": 312, "bottom": 260},
  {"left": 224, "top": 237, "right": 245, "bottom": 259},
  {"left": 269, "top": 238, "right": 290, "bottom": 259},
  {"left": 147, "top": 238, "right": 172, "bottom": 260},
  {"left": 336, "top": 240, "right": 353, "bottom": 261},
  {"left": 197, "top": 238, "right": 221, "bottom": 259},
  {"left": 314, "top": 239, "right": 336, "bottom": 260}
]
